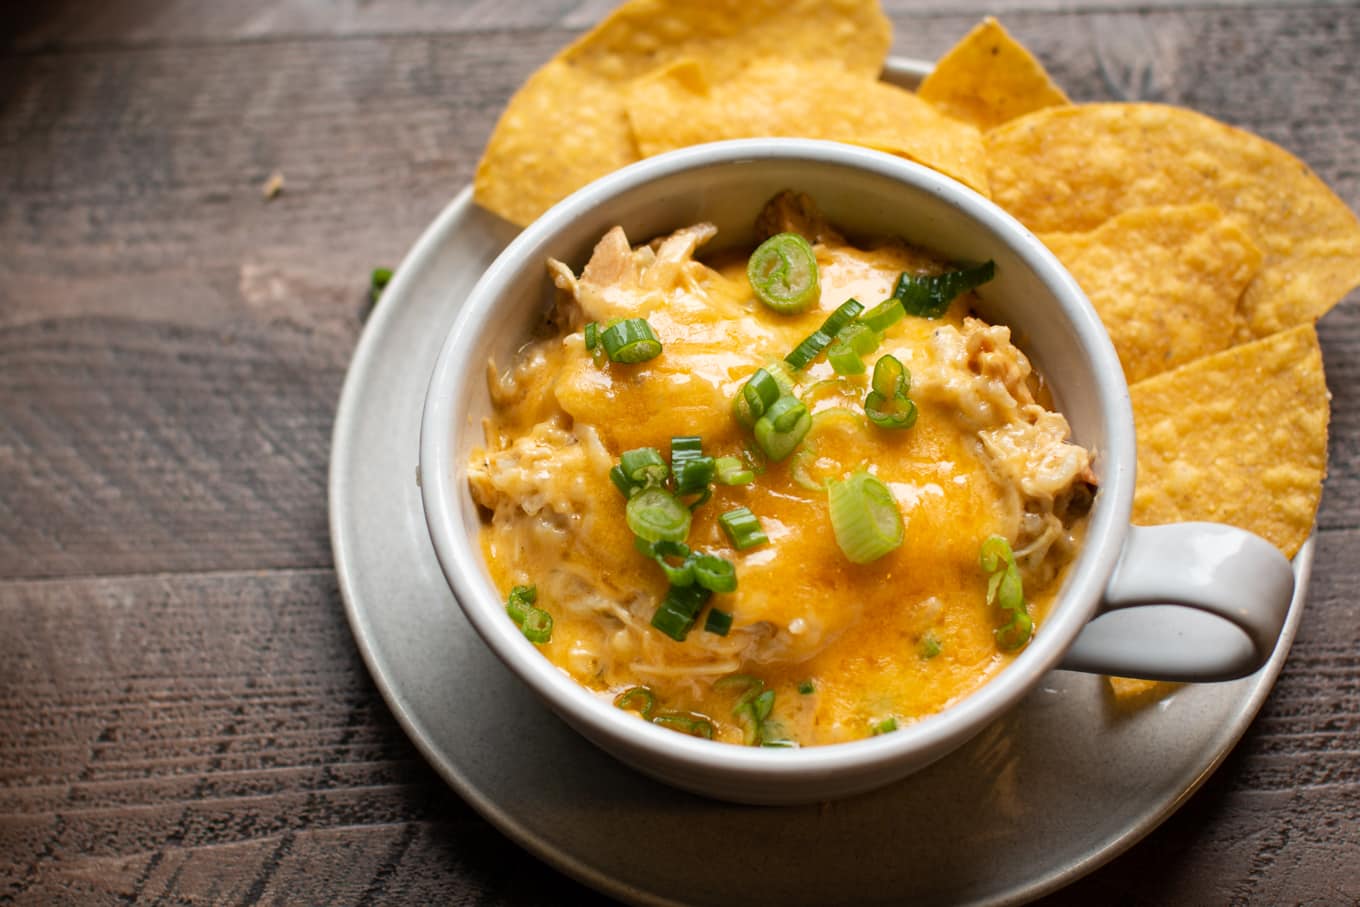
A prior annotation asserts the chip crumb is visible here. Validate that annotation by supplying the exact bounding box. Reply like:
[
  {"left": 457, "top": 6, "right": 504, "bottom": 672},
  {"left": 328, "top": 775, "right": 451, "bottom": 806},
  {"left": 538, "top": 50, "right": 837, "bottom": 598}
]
[{"left": 261, "top": 171, "right": 285, "bottom": 200}]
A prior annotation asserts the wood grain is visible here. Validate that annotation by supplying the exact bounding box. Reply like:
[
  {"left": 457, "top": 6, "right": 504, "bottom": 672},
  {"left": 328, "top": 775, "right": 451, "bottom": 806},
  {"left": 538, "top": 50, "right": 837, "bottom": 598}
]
[{"left": 2, "top": 1, "right": 1358, "bottom": 905}]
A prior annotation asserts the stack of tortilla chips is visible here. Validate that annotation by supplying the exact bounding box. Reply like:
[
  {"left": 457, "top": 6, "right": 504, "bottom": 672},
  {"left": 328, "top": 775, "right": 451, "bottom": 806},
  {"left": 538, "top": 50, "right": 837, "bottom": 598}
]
[{"left": 473, "top": 4, "right": 1360, "bottom": 696}]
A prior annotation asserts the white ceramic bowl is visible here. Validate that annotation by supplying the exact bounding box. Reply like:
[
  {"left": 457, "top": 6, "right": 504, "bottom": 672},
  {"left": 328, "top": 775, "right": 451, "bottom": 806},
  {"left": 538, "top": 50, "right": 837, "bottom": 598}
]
[{"left": 419, "top": 139, "right": 1293, "bottom": 805}]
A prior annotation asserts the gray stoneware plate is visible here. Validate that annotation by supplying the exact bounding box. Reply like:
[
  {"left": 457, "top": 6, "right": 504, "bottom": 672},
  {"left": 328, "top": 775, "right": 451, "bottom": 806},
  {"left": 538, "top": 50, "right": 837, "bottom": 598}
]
[{"left": 328, "top": 58, "right": 1313, "bottom": 906}]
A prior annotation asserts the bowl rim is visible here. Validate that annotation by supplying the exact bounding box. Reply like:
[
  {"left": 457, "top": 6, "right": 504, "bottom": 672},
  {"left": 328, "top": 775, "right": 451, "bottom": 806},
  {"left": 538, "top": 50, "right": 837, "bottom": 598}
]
[{"left": 419, "top": 138, "right": 1134, "bottom": 782}]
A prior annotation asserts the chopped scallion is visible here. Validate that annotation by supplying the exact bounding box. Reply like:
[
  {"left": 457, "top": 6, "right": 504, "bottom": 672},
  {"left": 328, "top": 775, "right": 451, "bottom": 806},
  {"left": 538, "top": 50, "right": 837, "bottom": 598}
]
[
  {"left": 505, "top": 584, "right": 536, "bottom": 625},
  {"left": 648, "top": 539, "right": 695, "bottom": 586},
  {"left": 827, "top": 472, "right": 904, "bottom": 564},
  {"left": 719, "top": 507, "right": 768, "bottom": 550},
  {"left": 692, "top": 554, "right": 737, "bottom": 593},
  {"left": 865, "top": 354, "right": 918, "bottom": 430},
  {"left": 650, "top": 583, "right": 713, "bottom": 641},
  {"left": 753, "top": 395, "right": 811, "bottom": 461},
  {"left": 797, "top": 680, "right": 815, "bottom": 695},
  {"left": 703, "top": 608, "right": 734, "bottom": 636},
  {"left": 613, "top": 686, "right": 656, "bottom": 718},
  {"left": 714, "top": 456, "right": 755, "bottom": 486},
  {"left": 520, "top": 607, "right": 553, "bottom": 644},
  {"left": 859, "top": 298, "right": 905, "bottom": 332},
  {"left": 584, "top": 321, "right": 599, "bottom": 351},
  {"left": 920, "top": 632, "right": 942, "bottom": 659},
  {"left": 980, "top": 535, "right": 1033, "bottom": 650},
  {"left": 871, "top": 716, "right": 898, "bottom": 735},
  {"left": 370, "top": 267, "right": 393, "bottom": 303},
  {"left": 733, "top": 368, "right": 782, "bottom": 427},
  {"left": 784, "top": 299, "right": 865, "bottom": 369},
  {"left": 620, "top": 447, "right": 668, "bottom": 487},
  {"left": 601, "top": 317, "right": 663, "bottom": 363},
  {"left": 747, "top": 232, "right": 820, "bottom": 314},
  {"left": 626, "top": 486, "right": 691, "bottom": 544},
  {"left": 892, "top": 260, "right": 995, "bottom": 319},
  {"left": 651, "top": 712, "right": 715, "bottom": 739}
]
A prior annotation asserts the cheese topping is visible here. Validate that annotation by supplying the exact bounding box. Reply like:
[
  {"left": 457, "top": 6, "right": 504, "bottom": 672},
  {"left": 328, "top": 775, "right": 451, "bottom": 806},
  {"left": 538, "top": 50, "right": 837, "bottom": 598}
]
[{"left": 468, "top": 195, "right": 1093, "bottom": 746}]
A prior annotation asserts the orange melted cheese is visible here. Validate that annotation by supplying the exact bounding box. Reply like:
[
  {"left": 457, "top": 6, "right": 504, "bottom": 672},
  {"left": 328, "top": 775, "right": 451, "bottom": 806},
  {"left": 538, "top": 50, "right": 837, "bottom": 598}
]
[{"left": 469, "top": 215, "right": 1091, "bottom": 747}]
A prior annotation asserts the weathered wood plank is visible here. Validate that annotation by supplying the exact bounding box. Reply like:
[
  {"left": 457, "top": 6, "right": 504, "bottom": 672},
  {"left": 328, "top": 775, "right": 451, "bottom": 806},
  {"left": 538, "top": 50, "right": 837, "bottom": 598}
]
[
  {"left": 0, "top": 569, "right": 603, "bottom": 905},
  {"left": 6, "top": 0, "right": 1355, "bottom": 51}
]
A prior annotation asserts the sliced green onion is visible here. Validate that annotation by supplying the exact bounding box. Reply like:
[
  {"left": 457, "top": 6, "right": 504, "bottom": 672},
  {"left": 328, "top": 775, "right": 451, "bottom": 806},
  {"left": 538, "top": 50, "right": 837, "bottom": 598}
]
[
  {"left": 719, "top": 507, "right": 768, "bottom": 550},
  {"left": 506, "top": 584, "right": 537, "bottom": 625},
  {"left": 920, "top": 632, "right": 942, "bottom": 659},
  {"left": 797, "top": 680, "right": 815, "bottom": 695},
  {"left": 871, "top": 354, "right": 906, "bottom": 397},
  {"left": 733, "top": 368, "right": 782, "bottom": 428},
  {"left": 613, "top": 686, "right": 656, "bottom": 719},
  {"left": 995, "top": 610, "right": 1034, "bottom": 650},
  {"left": 871, "top": 716, "right": 899, "bottom": 735},
  {"left": 827, "top": 472, "right": 904, "bottom": 564},
  {"left": 714, "top": 673, "right": 765, "bottom": 710},
  {"left": 979, "top": 535, "right": 1014, "bottom": 574},
  {"left": 979, "top": 535, "right": 1033, "bottom": 650},
  {"left": 754, "top": 395, "right": 811, "bottom": 461},
  {"left": 692, "top": 554, "right": 737, "bottom": 593},
  {"left": 670, "top": 435, "right": 703, "bottom": 465},
  {"left": 747, "top": 232, "right": 820, "bottom": 314},
  {"left": 520, "top": 607, "right": 553, "bottom": 644},
  {"left": 996, "top": 566, "right": 1024, "bottom": 613},
  {"left": 601, "top": 317, "right": 662, "bottom": 363},
  {"left": 859, "top": 298, "right": 905, "bottom": 332},
  {"left": 584, "top": 321, "right": 599, "bottom": 351},
  {"left": 674, "top": 456, "right": 716, "bottom": 496},
  {"left": 650, "top": 583, "right": 713, "bottom": 641},
  {"left": 648, "top": 539, "right": 695, "bottom": 586},
  {"left": 784, "top": 299, "right": 866, "bottom": 369},
  {"left": 714, "top": 456, "right": 755, "bottom": 486},
  {"left": 827, "top": 342, "right": 865, "bottom": 375},
  {"left": 865, "top": 354, "right": 918, "bottom": 430},
  {"left": 651, "top": 712, "right": 715, "bottom": 739},
  {"left": 826, "top": 322, "right": 880, "bottom": 375},
  {"left": 763, "top": 359, "right": 798, "bottom": 394},
  {"left": 609, "top": 465, "right": 633, "bottom": 498},
  {"left": 750, "top": 689, "right": 775, "bottom": 722},
  {"left": 892, "top": 260, "right": 996, "bottom": 319},
  {"left": 685, "top": 486, "right": 713, "bottom": 511},
  {"left": 370, "top": 267, "right": 393, "bottom": 303},
  {"left": 620, "top": 447, "right": 668, "bottom": 486},
  {"left": 626, "top": 486, "right": 691, "bottom": 543},
  {"left": 865, "top": 392, "right": 918, "bottom": 429},
  {"left": 704, "top": 608, "right": 733, "bottom": 636}
]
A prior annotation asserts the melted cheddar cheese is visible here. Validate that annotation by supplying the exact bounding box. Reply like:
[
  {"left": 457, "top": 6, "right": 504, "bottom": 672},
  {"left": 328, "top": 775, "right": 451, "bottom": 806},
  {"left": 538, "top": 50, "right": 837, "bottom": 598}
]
[{"left": 468, "top": 195, "right": 1093, "bottom": 747}]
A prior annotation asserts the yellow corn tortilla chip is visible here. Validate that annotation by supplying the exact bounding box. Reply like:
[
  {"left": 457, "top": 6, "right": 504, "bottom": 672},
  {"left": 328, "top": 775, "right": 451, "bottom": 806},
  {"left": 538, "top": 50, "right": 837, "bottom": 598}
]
[
  {"left": 1041, "top": 203, "right": 1262, "bottom": 383},
  {"left": 918, "top": 17, "right": 1069, "bottom": 130},
  {"left": 987, "top": 104, "right": 1360, "bottom": 336},
  {"left": 1107, "top": 676, "right": 1179, "bottom": 709},
  {"left": 1131, "top": 324, "right": 1329, "bottom": 558},
  {"left": 474, "top": 0, "right": 893, "bottom": 227},
  {"left": 625, "top": 58, "right": 991, "bottom": 197}
]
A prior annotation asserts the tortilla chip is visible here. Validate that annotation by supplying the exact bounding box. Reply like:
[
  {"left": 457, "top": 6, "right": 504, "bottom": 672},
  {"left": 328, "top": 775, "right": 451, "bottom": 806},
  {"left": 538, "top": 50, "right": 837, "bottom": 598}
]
[
  {"left": 1107, "top": 676, "right": 1179, "bottom": 709},
  {"left": 917, "top": 18, "right": 1069, "bottom": 130},
  {"left": 987, "top": 104, "right": 1360, "bottom": 336},
  {"left": 1041, "top": 203, "right": 1262, "bottom": 383},
  {"left": 625, "top": 58, "right": 991, "bottom": 196},
  {"left": 1131, "top": 324, "right": 1329, "bottom": 557},
  {"left": 473, "top": 0, "right": 893, "bottom": 226}
]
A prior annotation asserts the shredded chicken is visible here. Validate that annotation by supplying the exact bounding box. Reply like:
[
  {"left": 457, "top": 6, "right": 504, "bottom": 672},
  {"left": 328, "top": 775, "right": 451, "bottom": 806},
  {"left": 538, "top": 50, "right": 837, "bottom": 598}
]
[{"left": 755, "top": 190, "right": 845, "bottom": 245}]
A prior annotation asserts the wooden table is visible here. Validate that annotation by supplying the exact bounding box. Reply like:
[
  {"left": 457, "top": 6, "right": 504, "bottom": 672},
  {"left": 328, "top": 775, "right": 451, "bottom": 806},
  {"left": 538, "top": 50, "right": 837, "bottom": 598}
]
[{"left": 2, "top": 2, "right": 1357, "bottom": 904}]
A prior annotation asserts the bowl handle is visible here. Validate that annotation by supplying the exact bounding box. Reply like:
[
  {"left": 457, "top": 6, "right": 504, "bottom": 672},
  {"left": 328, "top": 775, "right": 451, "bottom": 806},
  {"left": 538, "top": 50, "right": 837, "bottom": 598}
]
[{"left": 1058, "top": 523, "right": 1294, "bottom": 681}]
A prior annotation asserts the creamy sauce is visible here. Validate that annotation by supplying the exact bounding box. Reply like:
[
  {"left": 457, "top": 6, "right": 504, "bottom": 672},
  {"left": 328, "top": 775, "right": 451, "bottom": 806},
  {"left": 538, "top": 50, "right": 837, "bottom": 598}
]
[{"left": 468, "top": 197, "right": 1092, "bottom": 747}]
